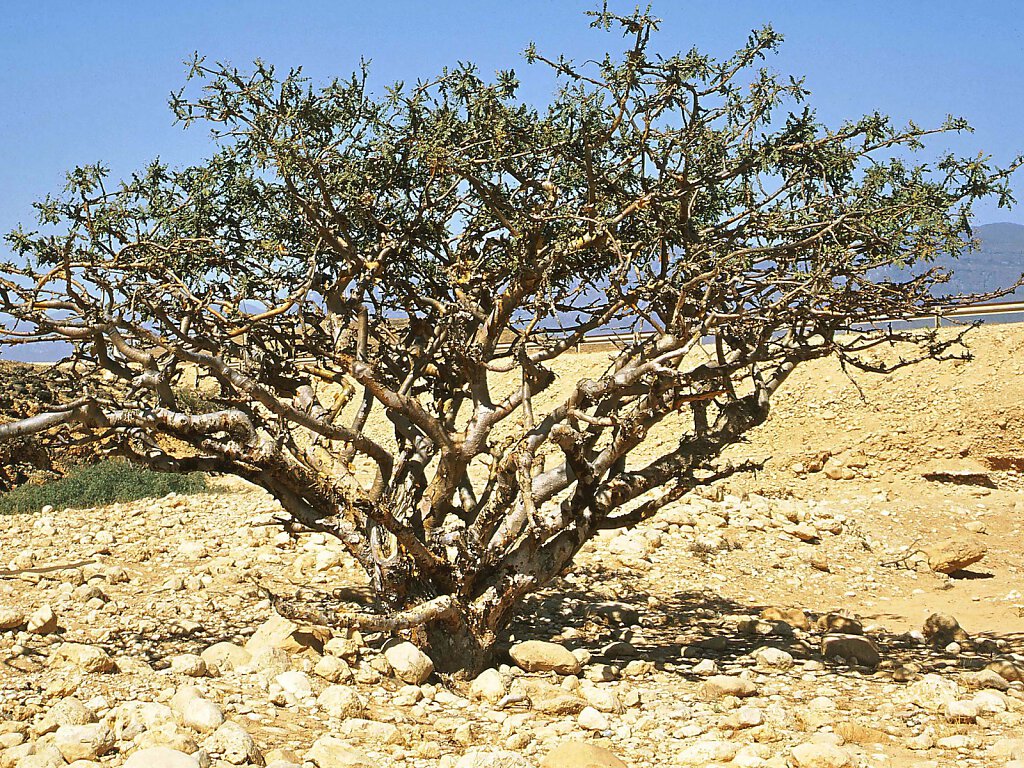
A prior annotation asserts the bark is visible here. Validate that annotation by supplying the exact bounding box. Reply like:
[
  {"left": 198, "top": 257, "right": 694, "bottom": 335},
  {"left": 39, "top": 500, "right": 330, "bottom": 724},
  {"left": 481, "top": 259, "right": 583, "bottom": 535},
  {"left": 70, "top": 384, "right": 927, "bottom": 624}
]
[
  {"left": 265, "top": 568, "right": 496, "bottom": 676},
  {"left": 387, "top": 572, "right": 498, "bottom": 676},
  {"left": 418, "top": 613, "right": 494, "bottom": 678}
]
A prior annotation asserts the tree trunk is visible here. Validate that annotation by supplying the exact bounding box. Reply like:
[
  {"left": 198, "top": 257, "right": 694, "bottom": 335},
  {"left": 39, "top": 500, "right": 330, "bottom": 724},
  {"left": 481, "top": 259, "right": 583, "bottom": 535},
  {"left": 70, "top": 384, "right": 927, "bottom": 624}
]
[
  {"left": 378, "top": 564, "right": 496, "bottom": 678},
  {"left": 417, "top": 613, "right": 494, "bottom": 678}
]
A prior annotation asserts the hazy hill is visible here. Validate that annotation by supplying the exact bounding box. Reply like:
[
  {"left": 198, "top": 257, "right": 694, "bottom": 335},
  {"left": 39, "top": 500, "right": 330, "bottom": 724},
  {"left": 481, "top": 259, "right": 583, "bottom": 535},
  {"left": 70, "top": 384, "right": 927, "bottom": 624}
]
[{"left": 934, "top": 222, "right": 1024, "bottom": 299}]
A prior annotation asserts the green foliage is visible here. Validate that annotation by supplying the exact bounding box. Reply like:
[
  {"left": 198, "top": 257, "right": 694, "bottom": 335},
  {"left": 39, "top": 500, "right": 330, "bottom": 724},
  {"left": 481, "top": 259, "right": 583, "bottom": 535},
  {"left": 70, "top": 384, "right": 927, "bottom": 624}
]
[{"left": 0, "top": 460, "right": 208, "bottom": 514}]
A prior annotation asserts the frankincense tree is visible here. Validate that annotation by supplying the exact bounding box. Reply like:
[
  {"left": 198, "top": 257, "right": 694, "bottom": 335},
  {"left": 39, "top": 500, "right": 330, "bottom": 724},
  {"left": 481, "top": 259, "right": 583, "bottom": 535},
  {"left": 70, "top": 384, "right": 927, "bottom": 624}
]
[{"left": 1, "top": 8, "right": 1019, "bottom": 670}]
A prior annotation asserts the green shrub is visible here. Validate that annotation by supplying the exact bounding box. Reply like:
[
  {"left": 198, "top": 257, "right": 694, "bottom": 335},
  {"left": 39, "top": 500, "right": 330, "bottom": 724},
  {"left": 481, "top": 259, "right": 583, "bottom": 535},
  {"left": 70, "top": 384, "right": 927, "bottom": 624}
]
[
  {"left": 0, "top": 459, "right": 208, "bottom": 514},
  {"left": 173, "top": 386, "right": 219, "bottom": 413}
]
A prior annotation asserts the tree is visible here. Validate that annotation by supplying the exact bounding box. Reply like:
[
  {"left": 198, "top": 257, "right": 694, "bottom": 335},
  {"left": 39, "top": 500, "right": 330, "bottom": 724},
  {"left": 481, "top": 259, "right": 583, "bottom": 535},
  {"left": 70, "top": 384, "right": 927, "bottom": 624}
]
[{"left": 0, "top": 8, "right": 1019, "bottom": 672}]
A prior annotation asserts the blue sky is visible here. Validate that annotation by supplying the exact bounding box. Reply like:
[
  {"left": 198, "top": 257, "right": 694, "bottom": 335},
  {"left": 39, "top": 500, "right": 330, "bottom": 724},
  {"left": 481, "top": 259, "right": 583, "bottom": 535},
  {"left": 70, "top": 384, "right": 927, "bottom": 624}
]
[{"left": 1, "top": 0, "right": 1022, "bottom": 233}]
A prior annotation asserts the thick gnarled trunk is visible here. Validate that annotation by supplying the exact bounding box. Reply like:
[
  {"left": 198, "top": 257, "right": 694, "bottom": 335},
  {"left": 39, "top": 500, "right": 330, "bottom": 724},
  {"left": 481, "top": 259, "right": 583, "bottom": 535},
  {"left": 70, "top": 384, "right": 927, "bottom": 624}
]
[{"left": 417, "top": 613, "right": 494, "bottom": 677}]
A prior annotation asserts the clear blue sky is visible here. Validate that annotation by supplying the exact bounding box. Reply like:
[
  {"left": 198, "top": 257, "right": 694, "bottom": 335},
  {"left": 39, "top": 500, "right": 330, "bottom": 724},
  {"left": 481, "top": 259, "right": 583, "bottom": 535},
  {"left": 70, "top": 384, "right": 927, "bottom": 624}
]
[{"left": 2, "top": 1, "right": 1022, "bottom": 233}]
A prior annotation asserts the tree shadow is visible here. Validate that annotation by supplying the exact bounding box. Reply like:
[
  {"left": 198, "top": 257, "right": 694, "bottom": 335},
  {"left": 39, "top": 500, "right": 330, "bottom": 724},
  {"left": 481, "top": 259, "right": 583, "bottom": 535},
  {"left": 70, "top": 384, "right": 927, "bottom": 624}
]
[
  {"left": 27, "top": 555, "right": 1020, "bottom": 690},
  {"left": 948, "top": 569, "right": 995, "bottom": 580},
  {"left": 508, "top": 565, "right": 1024, "bottom": 684}
]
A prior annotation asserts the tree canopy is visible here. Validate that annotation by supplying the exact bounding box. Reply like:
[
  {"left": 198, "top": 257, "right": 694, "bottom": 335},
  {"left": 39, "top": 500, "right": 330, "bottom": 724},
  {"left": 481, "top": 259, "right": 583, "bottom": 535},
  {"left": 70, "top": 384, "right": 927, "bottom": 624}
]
[{"left": 1, "top": 7, "right": 1019, "bottom": 670}]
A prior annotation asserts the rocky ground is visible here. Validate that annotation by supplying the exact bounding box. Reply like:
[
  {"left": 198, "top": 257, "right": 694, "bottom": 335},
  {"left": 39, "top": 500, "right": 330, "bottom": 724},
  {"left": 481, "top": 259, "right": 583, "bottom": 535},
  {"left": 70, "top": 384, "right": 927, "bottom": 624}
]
[{"left": 1, "top": 323, "right": 1024, "bottom": 768}]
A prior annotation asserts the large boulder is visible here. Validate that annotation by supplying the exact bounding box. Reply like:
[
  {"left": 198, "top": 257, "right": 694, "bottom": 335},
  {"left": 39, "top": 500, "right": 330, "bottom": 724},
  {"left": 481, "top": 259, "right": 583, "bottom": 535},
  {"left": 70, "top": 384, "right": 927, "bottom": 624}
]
[
  {"left": 53, "top": 724, "right": 113, "bottom": 762},
  {"left": 791, "top": 742, "right": 851, "bottom": 768},
  {"left": 305, "top": 735, "right": 373, "bottom": 768},
  {"left": 201, "top": 721, "right": 262, "bottom": 765},
  {"left": 470, "top": 669, "right": 507, "bottom": 702},
  {"left": 201, "top": 642, "right": 252, "bottom": 674},
  {"left": 904, "top": 674, "right": 961, "bottom": 711},
  {"left": 454, "top": 750, "right": 535, "bottom": 768},
  {"left": 123, "top": 747, "right": 200, "bottom": 768},
  {"left": 517, "top": 679, "right": 587, "bottom": 715},
  {"left": 581, "top": 684, "right": 624, "bottom": 714},
  {"left": 922, "top": 613, "right": 969, "bottom": 646},
  {"left": 541, "top": 742, "right": 628, "bottom": 768},
  {"left": 177, "top": 697, "right": 225, "bottom": 734},
  {"left": 509, "top": 641, "right": 582, "bottom": 675},
  {"left": 50, "top": 643, "right": 116, "bottom": 674},
  {"left": 821, "top": 634, "right": 880, "bottom": 667},
  {"left": 752, "top": 646, "right": 794, "bottom": 671},
  {"left": 923, "top": 537, "right": 986, "bottom": 574},
  {"left": 317, "top": 686, "right": 365, "bottom": 718},
  {"left": 245, "top": 613, "right": 328, "bottom": 654},
  {"left": 697, "top": 675, "right": 757, "bottom": 700},
  {"left": 382, "top": 641, "right": 434, "bottom": 684},
  {"left": 0, "top": 607, "right": 25, "bottom": 630}
]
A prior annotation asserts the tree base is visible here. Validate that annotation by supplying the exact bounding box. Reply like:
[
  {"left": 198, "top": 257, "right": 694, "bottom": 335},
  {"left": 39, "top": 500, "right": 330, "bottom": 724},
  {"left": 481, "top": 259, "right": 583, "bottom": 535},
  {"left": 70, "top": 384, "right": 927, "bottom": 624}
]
[{"left": 416, "top": 615, "right": 494, "bottom": 678}]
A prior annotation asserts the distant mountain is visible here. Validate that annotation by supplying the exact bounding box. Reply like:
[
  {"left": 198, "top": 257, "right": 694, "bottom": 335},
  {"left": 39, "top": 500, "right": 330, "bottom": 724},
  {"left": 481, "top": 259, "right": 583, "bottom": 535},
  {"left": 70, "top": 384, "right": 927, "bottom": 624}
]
[{"left": 934, "top": 222, "right": 1024, "bottom": 299}]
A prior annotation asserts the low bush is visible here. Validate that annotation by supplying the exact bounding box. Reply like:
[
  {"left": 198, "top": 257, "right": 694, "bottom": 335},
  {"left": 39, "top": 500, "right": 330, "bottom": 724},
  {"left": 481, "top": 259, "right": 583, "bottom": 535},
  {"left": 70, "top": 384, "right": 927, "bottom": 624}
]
[{"left": 0, "top": 459, "right": 207, "bottom": 514}]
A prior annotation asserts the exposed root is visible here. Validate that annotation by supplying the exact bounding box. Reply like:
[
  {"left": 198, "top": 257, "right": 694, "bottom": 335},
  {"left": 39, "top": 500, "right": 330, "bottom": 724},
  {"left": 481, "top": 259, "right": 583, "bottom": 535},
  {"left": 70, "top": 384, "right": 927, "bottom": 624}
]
[
  {"left": 253, "top": 578, "right": 458, "bottom": 632},
  {"left": 0, "top": 560, "right": 96, "bottom": 579},
  {"left": 496, "top": 692, "right": 531, "bottom": 710}
]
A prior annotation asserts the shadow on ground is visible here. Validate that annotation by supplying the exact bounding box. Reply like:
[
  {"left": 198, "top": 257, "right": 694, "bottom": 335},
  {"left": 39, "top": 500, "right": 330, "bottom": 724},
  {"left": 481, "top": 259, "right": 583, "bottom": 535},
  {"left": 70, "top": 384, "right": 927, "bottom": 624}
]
[{"left": 508, "top": 563, "right": 1024, "bottom": 684}]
